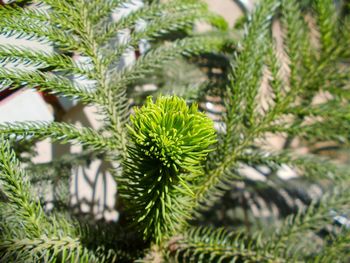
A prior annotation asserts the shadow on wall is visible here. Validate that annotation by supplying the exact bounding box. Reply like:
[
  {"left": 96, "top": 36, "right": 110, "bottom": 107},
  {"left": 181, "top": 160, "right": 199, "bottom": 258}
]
[{"left": 51, "top": 103, "right": 118, "bottom": 222}]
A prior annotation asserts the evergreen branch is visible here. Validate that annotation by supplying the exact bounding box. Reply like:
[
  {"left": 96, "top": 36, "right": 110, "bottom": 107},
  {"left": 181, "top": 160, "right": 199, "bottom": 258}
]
[
  {"left": 103, "top": 10, "right": 220, "bottom": 66},
  {"left": 0, "top": 3, "right": 50, "bottom": 24},
  {"left": 313, "top": 229, "right": 350, "bottom": 262},
  {"left": 0, "top": 122, "right": 116, "bottom": 151},
  {"left": 265, "top": 118, "right": 350, "bottom": 145},
  {"left": 0, "top": 13, "right": 80, "bottom": 52},
  {"left": 26, "top": 0, "right": 104, "bottom": 52},
  {"left": 37, "top": 0, "right": 86, "bottom": 34},
  {"left": 99, "top": 0, "right": 225, "bottom": 45},
  {"left": 108, "top": 34, "right": 231, "bottom": 90},
  {"left": 0, "top": 144, "right": 117, "bottom": 263},
  {"left": 314, "top": 0, "right": 338, "bottom": 52},
  {"left": 195, "top": 146, "right": 350, "bottom": 212},
  {"left": 196, "top": 0, "right": 279, "bottom": 212},
  {"left": 0, "top": 45, "right": 90, "bottom": 76},
  {"left": 261, "top": 9, "right": 347, "bottom": 135},
  {"left": 325, "top": 66, "right": 350, "bottom": 85},
  {"left": 258, "top": 42, "right": 289, "bottom": 126},
  {"left": 0, "top": 236, "right": 81, "bottom": 262},
  {"left": 65, "top": 0, "right": 130, "bottom": 153},
  {"left": 285, "top": 101, "right": 350, "bottom": 119},
  {"left": 266, "top": 44, "right": 284, "bottom": 106},
  {"left": 192, "top": 187, "right": 350, "bottom": 261},
  {"left": 238, "top": 150, "right": 350, "bottom": 182},
  {"left": 170, "top": 227, "right": 283, "bottom": 262},
  {"left": 87, "top": 0, "right": 123, "bottom": 25},
  {"left": 97, "top": 86, "right": 129, "bottom": 155},
  {"left": 280, "top": 0, "right": 312, "bottom": 87},
  {"left": 0, "top": 68, "right": 98, "bottom": 104},
  {"left": 263, "top": 6, "right": 348, "bottom": 140},
  {"left": 326, "top": 85, "right": 350, "bottom": 100},
  {"left": 1, "top": 1, "right": 106, "bottom": 56},
  {"left": 78, "top": 220, "right": 146, "bottom": 262},
  {"left": 263, "top": 1, "right": 314, "bottom": 134},
  {"left": 0, "top": 138, "right": 48, "bottom": 237},
  {"left": 0, "top": 235, "right": 117, "bottom": 263},
  {"left": 301, "top": 48, "right": 348, "bottom": 97},
  {"left": 194, "top": 162, "right": 242, "bottom": 212},
  {"left": 298, "top": 121, "right": 350, "bottom": 144},
  {"left": 98, "top": 0, "right": 204, "bottom": 43},
  {"left": 342, "top": 15, "right": 350, "bottom": 58},
  {"left": 43, "top": 0, "right": 121, "bottom": 59},
  {"left": 225, "top": 0, "right": 279, "bottom": 148},
  {"left": 265, "top": 187, "right": 350, "bottom": 258}
]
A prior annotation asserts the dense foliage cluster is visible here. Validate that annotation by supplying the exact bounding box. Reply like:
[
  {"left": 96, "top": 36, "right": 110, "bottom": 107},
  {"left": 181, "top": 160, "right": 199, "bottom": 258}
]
[
  {"left": 123, "top": 95, "right": 216, "bottom": 243},
  {"left": 0, "top": 0, "right": 350, "bottom": 262}
]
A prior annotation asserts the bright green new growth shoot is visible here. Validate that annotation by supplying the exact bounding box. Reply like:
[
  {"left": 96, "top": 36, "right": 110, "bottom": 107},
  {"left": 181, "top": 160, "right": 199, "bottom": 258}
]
[
  {"left": 129, "top": 96, "right": 216, "bottom": 174},
  {"left": 122, "top": 95, "right": 216, "bottom": 244}
]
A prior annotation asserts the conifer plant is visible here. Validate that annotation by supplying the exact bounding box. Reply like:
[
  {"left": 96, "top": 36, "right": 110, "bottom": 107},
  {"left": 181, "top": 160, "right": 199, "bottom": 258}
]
[{"left": 0, "top": 0, "right": 350, "bottom": 262}]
